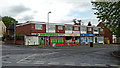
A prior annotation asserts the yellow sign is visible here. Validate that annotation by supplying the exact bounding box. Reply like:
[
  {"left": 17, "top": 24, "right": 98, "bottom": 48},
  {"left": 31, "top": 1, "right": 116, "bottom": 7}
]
[{"left": 65, "top": 33, "right": 80, "bottom": 36}]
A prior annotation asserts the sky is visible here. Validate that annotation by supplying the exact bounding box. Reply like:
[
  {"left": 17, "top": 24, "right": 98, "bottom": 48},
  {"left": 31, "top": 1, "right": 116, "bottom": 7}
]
[{"left": 0, "top": 0, "right": 99, "bottom": 25}]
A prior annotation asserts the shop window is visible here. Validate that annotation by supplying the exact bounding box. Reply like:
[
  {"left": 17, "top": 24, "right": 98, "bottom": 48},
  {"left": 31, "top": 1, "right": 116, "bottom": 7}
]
[
  {"left": 81, "top": 37, "right": 86, "bottom": 42},
  {"left": 87, "top": 37, "right": 93, "bottom": 42},
  {"left": 74, "top": 27, "right": 79, "bottom": 30},
  {"left": 100, "top": 28, "right": 103, "bottom": 31},
  {"left": 65, "top": 25, "right": 72, "bottom": 30},
  {"left": 93, "top": 27, "right": 98, "bottom": 32},
  {"left": 65, "top": 36, "right": 72, "bottom": 42},
  {"left": 51, "top": 37, "right": 64, "bottom": 44},
  {"left": 80, "top": 26, "right": 86, "bottom": 31},
  {"left": 58, "top": 26, "right": 63, "bottom": 30},
  {"left": 97, "top": 37, "right": 103, "bottom": 42},
  {"left": 88, "top": 28, "right": 92, "bottom": 31},
  {"left": 35, "top": 24, "right": 42, "bottom": 30},
  {"left": 75, "top": 37, "right": 79, "bottom": 42}
]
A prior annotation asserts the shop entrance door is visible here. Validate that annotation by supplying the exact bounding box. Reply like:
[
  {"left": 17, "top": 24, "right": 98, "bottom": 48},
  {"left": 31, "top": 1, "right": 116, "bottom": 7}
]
[
  {"left": 95, "top": 37, "right": 97, "bottom": 43},
  {"left": 39, "top": 37, "right": 45, "bottom": 45}
]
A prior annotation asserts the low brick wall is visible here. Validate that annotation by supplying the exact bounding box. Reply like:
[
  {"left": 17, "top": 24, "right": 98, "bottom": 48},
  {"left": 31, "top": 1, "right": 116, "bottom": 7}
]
[
  {"left": 16, "top": 40, "right": 24, "bottom": 45},
  {"left": 3, "top": 40, "right": 24, "bottom": 45},
  {"left": 4, "top": 40, "right": 14, "bottom": 44},
  {"left": 119, "top": 37, "right": 120, "bottom": 44}
]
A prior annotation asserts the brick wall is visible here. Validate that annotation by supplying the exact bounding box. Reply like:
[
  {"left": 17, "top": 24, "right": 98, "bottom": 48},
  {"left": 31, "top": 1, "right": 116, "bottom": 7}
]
[
  {"left": 16, "top": 24, "right": 33, "bottom": 35},
  {"left": 16, "top": 23, "right": 46, "bottom": 35},
  {"left": 98, "top": 28, "right": 104, "bottom": 34},
  {"left": 16, "top": 40, "right": 24, "bottom": 45},
  {"left": 97, "top": 22, "right": 113, "bottom": 43}
]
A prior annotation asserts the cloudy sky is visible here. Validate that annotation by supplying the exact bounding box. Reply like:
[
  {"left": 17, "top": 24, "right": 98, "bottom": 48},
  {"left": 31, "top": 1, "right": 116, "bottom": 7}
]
[{"left": 0, "top": 0, "right": 99, "bottom": 25}]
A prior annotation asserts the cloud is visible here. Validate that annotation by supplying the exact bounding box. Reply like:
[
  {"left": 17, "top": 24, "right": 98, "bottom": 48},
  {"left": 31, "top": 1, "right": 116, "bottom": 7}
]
[
  {"left": 77, "top": 18, "right": 99, "bottom": 26},
  {"left": 1, "top": 4, "right": 31, "bottom": 17},
  {"left": 9, "top": 4, "right": 31, "bottom": 14},
  {"left": 18, "top": 15, "right": 34, "bottom": 22},
  {"left": 0, "top": 0, "right": 98, "bottom": 25}
]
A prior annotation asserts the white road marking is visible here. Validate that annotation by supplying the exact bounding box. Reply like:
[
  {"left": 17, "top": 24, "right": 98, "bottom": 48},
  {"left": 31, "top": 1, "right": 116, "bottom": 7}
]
[
  {"left": 17, "top": 52, "right": 59, "bottom": 64},
  {"left": 2, "top": 49, "right": 62, "bottom": 51},
  {"left": 0, "top": 55, "right": 9, "bottom": 59},
  {"left": 17, "top": 54, "right": 37, "bottom": 63},
  {"left": 65, "top": 62, "right": 75, "bottom": 66},
  {"left": 2, "top": 61, "right": 12, "bottom": 63},
  {"left": 80, "top": 63, "right": 91, "bottom": 66},
  {"left": 110, "top": 64, "right": 119, "bottom": 66},
  {"left": 95, "top": 64, "right": 106, "bottom": 66},
  {"left": 34, "top": 61, "right": 45, "bottom": 64},
  {"left": 48, "top": 61, "right": 59, "bottom": 65}
]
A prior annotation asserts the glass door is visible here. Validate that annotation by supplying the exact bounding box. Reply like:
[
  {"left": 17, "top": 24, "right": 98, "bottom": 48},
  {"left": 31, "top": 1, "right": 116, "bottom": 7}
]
[{"left": 39, "top": 37, "right": 45, "bottom": 45}]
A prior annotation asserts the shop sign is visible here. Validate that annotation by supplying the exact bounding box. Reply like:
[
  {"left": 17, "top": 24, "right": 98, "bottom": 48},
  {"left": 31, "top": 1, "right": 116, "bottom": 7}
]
[
  {"left": 65, "top": 33, "right": 80, "bottom": 36},
  {"left": 31, "top": 33, "right": 37, "bottom": 35},
  {"left": 65, "top": 31, "right": 72, "bottom": 33},
  {"left": 39, "top": 33, "right": 58, "bottom": 36},
  {"left": 58, "top": 34, "right": 65, "bottom": 36},
  {"left": 73, "top": 31, "right": 80, "bottom": 33},
  {"left": 81, "top": 34, "right": 94, "bottom": 36}
]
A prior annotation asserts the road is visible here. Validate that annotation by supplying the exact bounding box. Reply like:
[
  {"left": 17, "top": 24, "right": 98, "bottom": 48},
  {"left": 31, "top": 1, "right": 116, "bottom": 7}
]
[{"left": 1, "top": 43, "right": 120, "bottom": 68}]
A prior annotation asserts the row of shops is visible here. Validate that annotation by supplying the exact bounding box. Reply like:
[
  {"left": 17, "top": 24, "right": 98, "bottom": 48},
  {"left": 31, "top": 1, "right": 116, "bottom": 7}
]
[{"left": 24, "top": 33, "right": 104, "bottom": 46}]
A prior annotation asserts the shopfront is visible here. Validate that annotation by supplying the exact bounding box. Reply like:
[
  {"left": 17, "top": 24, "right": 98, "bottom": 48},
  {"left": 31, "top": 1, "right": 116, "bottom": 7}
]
[
  {"left": 65, "top": 36, "right": 73, "bottom": 45},
  {"left": 65, "top": 33, "right": 80, "bottom": 45},
  {"left": 38, "top": 33, "right": 65, "bottom": 46},
  {"left": 94, "top": 34, "right": 104, "bottom": 44},
  {"left": 25, "top": 35, "right": 39, "bottom": 45},
  {"left": 75, "top": 36, "right": 80, "bottom": 45},
  {"left": 50, "top": 36, "right": 64, "bottom": 46},
  {"left": 80, "top": 34, "right": 94, "bottom": 44},
  {"left": 38, "top": 37, "right": 46, "bottom": 46}
]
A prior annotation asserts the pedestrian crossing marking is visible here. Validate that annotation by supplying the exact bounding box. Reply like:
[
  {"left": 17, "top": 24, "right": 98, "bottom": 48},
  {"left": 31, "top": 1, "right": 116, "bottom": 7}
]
[
  {"left": 65, "top": 62, "right": 75, "bottom": 66},
  {"left": 95, "top": 64, "right": 106, "bottom": 66},
  {"left": 34, "top": 61, "right": 45, "bottom": 64},
  {"left": 48, "top": 61, "right": 59, "bottom": 65}
]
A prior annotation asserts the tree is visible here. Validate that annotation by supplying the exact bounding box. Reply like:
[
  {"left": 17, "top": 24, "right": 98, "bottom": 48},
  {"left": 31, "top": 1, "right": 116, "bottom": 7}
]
[
  {"left": 73, "top": 19, "right": 81, "bottom": 25},
  {"left": 91, "top": 2, "right": 120, "bottom": 37},
  {"left": 88, "top": 21, "right": 92, "bottom": 26},
  {"left": 2, "top": 16, "right": 18, "bottom": 28}
]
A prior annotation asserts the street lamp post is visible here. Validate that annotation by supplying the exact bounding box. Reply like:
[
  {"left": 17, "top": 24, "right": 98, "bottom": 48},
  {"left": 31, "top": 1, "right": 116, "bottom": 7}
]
[
  {"left": 14, "top": 23, "right": 16, "bottom": 44},
  {"left": 47, "top": 11, "right": 51, "bottom": 46}
]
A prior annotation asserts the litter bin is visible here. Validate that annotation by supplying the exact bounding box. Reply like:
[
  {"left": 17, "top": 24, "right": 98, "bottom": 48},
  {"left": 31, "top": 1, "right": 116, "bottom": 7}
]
[{"left": 90, "top": 42, "right": 93, "bottom": 47}]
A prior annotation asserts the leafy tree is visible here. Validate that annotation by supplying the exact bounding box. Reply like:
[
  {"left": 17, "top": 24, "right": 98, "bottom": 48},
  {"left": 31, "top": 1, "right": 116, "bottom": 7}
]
[
  {"left": 73, "top": 19, "right": 81, "bottom": 25},
  {"left": 88, "top": 21, "right": 92, "bottom": 26},
  {"left": 91, "top": 2, "right": 120, "bottom": 37},
  {"left": 2, "top": 16, "right": 18, "bottom": 28}
]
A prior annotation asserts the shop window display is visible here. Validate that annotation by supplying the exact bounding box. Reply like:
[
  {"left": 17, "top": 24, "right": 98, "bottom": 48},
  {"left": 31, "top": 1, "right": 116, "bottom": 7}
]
[
  {"left": 75, "top": 37, "right": 79, "bottom": 42},
  {"left": 51, "top": 37, "right": 64, "bottom": 44},
  {"left": 66, "top": 36, "right": 72, "bottom": 43},
  {"left": 87, "top": 37, "right": 93, "bottom": 42},
  {"left": 81, "top": 37, "right": 86, "bottom": 43}
]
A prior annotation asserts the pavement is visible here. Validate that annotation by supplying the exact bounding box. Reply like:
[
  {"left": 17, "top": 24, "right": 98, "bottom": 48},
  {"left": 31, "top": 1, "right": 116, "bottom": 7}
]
[{"left": 1, "top": 43, "right": 120, "bottom": 68}]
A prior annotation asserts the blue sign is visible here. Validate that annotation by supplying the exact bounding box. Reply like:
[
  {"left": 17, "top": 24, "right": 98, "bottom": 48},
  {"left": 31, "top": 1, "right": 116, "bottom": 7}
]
[{"left": 81, "top": 34, "right": 94, "bottom": 36}]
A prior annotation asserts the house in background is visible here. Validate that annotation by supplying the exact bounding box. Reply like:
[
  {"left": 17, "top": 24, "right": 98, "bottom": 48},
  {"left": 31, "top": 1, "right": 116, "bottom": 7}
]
[
  {"left": 97, "top": 22, "right": 112, "bottom": 44},
  {"left": 7, "top": 24, "right": 15, "bottom": 36},
  {"left": 0, "top": 20, "right": 6, "bottom": 38}
]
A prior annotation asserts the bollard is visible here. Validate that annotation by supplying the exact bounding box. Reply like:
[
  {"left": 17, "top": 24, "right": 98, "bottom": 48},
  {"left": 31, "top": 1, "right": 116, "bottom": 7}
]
[{"left": 90, "top": 42, "right": 93, "bottom": 47}]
